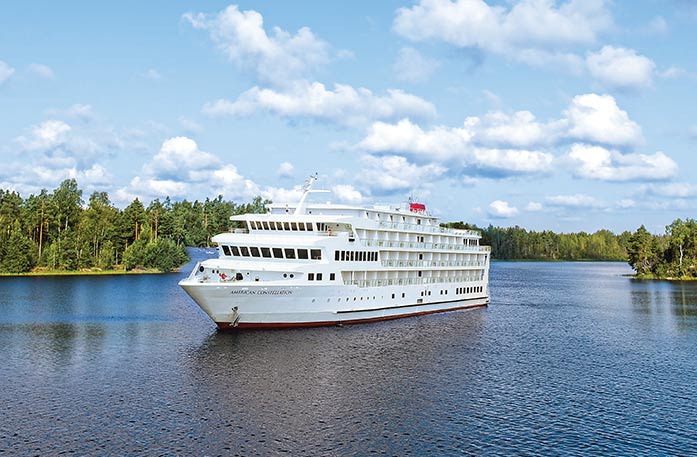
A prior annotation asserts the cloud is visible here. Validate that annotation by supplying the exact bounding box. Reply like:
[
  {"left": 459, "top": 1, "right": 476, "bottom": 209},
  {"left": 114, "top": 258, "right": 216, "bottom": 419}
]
[
  {"left": 566, "top": 144, "right": 677, "bottom": 182},
  {"left": 28, "top": 63, "right": 55, "bottom": 79},
  {"left": 586, "top": 46, "right": 656, "bottom": 90},
  {"left": 488, "top": 200, "right": 518, "bottom": 218},
  {"left": 277, "top": 161, "right": 294, "bottom": 178},
  {"left": 331, "top": 184, "right": 364, "bottom": 204},
  {"left": 394, "top": 47, "right": 440, "bottom": 83},
  {"left": 641, "top": 183, "right": 697, "bottom": 198},
  {"left": 0, "top": 60, "right": 15, "bottom": 85},
  {"left": 546, "top": 193, "right": 604, "bottom": 209},
  {"left": 393, "top": 0, "right": 612, "bottom": 72},
  {"left": 356, "top": 118, "right": 554, "bottom": 177},
  {"left": 202, "top": 80, "right": 436, "bottom": 126},
  {"left": 526, "top": 201, "right": 543, "bottom": 211},
  {"left": 119, "top": 136, "right": 261, "bottom": 202},
  {"left": 17, "top": 120, "right": 72, "bottom": 152},
  {"left": 356, "top": 155, "right": 447, "bottom": 194},
  {"left": 564, "top": 93, "right": 642, "bottom": 147},
  {"left": 184, "top": 5, "right": 329, "bottom": 86}
]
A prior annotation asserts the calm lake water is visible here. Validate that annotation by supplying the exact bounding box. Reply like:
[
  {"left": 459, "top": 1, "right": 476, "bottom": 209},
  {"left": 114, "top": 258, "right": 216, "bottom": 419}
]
[{"left": 2, "top": 251, "right": 696, "bottom": 455}]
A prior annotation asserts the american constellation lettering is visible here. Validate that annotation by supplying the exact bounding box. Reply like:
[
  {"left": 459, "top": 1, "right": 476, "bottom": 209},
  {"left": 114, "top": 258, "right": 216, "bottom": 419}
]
[{"left": 230, "top": 289, "right": 293, "bottom": 295}]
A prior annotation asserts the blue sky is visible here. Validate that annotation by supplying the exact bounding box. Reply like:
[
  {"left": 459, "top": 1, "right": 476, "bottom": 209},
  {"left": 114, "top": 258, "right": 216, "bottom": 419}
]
[{"left": 1, "top": 0, "right": 696, "bottom": 234}]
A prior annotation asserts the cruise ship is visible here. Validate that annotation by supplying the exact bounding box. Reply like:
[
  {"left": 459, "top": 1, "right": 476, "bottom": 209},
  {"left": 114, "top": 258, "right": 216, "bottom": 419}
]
[{"left": 179, "top": 176, "right": 490, "bottom": 329}]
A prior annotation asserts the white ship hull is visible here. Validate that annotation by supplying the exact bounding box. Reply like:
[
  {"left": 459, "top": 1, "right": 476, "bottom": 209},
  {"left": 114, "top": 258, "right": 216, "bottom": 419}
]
[{"left": 179, "top": 279, "right": 488, "bottom": 329}]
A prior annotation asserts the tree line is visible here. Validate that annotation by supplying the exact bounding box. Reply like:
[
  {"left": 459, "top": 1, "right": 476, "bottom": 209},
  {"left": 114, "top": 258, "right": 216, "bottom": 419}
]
[
  {"left": 0, "top": 179, "right": 269, "bottom": 274},
  {"left": 442, "top": 222, "right": 630, "bottom": 261}
]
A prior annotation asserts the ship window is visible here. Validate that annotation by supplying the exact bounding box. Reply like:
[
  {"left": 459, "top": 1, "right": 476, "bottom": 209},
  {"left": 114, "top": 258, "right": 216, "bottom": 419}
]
[
  {"left": 285, "top": 248, "right": 296, "bottom": 259},
  {"left": 330, "top": 273, "right": 335, "bottom": 281},
  {"left": 231, "top": 246, "right": 240, "bottom": 256},
  {"left": 250, "top": 247, "right": 260, "bottom": 257},
  {"left": 391, "top": 293, "right": 395, "bottom": 299},
  {"left": 417, "top": 219, "right": 421, "bottom": 225},
  {"left": 240, "top": 247, "right": 250, "bottom": 257},
  {"left": 272, "top": 248, "right": 283, "bottom": 258},
  {"left": 402, "top": 293, "right": 405, "bottom": 298},
  {"left": 284, "top": 222, "right": 291, "bottom": 231},
  {"left": 418, "top": 271, "right": 422, "bottom": 277},
  {"left": 291, "top": 222, "right": 298, "bottom": 231},
  {"left": 311, "top": 249, "right": 321, "bottom": 260},
  {"left": 419, "top": 253, "right": 423, "bottom": 260},
  {"left": 317, "top": 273, "right": 323, "bottom": 280},
  {"left": 350, "top": 251, "right": 354, "bottom": 261},
  {"left": 340, "top": 251, "right": 345, "bottom": 261},
  {"left": 261, "top": 247, "right": 272, "bottom": 258},
  {"left": 297, "top": 249, "right": 309, "bottom": 260},
  {"left": 222, "top": 245, "right": 231, "bottom": 256},
  {"left": 263, "top": 221, "right": 270, "bottom": 230},
  {"left": 308, "top": 273, "right": 315, "bottom": 281},
  {"left": 298, "top": 223, "right": 306, "bottom": 231},
  {"left": 306, "top": 223, "right": 313, "bottom": 231},
  {"left": 335, "top": 251, "right": 340, "bottom": 261}
]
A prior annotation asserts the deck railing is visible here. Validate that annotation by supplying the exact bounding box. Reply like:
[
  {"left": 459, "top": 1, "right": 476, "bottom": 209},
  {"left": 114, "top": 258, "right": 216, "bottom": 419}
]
[
  {"left": 364, "top": 239, "right": 491, "bottom": 252},
  {"left": 346, "top": 276, "right": 485, "bottom": 288},
  {"left": 380, "top": 260, "right": 485, "bottom": 268}
]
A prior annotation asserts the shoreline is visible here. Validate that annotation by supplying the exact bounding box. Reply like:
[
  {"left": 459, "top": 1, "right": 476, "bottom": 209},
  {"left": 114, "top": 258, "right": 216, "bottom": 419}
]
[{"left": 0, "top": 268, "right": 170, "bottom": 277}]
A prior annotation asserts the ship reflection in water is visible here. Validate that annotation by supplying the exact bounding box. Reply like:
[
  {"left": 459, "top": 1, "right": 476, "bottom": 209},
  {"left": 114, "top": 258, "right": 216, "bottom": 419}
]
[{"left": 1, "top": 258, "right": 697, "bottom": 454}]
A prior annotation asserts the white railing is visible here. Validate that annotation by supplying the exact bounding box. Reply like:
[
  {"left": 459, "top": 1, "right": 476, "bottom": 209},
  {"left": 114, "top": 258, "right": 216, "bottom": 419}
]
[
  {"left": 380, "top": 260, "right": 485, "bottom": 268},
  {"left": 347, "top": 276, "right": 484, "bottom": 288},
  {"left": 364, "top": 239, "right": 490, "bottom": 252},
  {"left": 377, "top": 221, "right": 480, "bottom": 237}
]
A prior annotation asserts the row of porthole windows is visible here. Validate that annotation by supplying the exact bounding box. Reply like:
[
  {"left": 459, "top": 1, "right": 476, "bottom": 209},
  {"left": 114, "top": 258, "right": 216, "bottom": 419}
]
[
  {"left": 221, "top": 245, "right": 322, "bottom": 260},
  {"left": 249, "top": 220, "right": 314, "bottom": 232},
  {"left": 457, "top": 286, "right": 483, "bottom": 294},
  {"left": 334, "top": 250, "right": 378, "bottom": 262}
]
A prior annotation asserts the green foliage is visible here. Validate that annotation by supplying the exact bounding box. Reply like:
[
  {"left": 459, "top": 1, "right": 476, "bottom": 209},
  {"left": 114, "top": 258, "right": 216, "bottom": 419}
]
[
  {"left": 0, "top": 180, "right": 270, "bottom": 273},
  {"left": 1, "top": 221, "right": 36, "bottom": 273},
  {"left": 625, "top": 219, "right": 697, "bottom": 278},
  {"left": 443, "top": 221, "right": 628, "bottom": 261}
]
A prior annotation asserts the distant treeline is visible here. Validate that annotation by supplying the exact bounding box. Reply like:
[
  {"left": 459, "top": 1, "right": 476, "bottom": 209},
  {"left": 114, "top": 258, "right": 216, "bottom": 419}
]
[
  {"left": 0, "top": 179, "right": 269, "bottom": 274},
  {"left": 442, "top": 222, "right": 630, "bottom": 261}
]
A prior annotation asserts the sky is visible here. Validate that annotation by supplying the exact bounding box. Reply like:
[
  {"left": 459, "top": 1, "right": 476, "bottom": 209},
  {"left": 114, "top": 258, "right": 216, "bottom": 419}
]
[{"left": 1, "top": 0, "right": 697, "bottom": 234}]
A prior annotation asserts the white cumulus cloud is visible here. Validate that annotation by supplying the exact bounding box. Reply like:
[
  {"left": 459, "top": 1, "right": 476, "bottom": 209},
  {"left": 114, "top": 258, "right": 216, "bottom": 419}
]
[
  {"left": 277, "top": 161, "right": 294, "bottom": 178},
  {"left": 184, "top": 5, "right": 329, "bottom": 86},
  {"left": 546, "top": 193, "right": 603, "bottom": 209},
  {"left": 357, "top": 155, "right": 447, "bottom": 194},
  {"left": 488, "top": 200, "right": 519, "bottom": 218},
  {"left": 393, "top": 0, "right": 612, "bottom": 72},
  {"left": 202, "top": 80, "right": 436, "bottom": 126},
  {"left": 564, "top": 93, "right": 643, "bottom": 147},
  {"left": 357, "top": 118, "right": 553, "bottom": 177},
  {"left": 566, "top": 144, "right": 677, "bottom": 181},
  {"left": 586, "top": 46, "right": 656, "bottom": 90}
]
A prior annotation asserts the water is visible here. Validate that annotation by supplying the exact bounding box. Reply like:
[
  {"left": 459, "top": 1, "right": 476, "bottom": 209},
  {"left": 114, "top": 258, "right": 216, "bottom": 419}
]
[{"left": 2, "top": 253, "right": 696, "bottom": 455}]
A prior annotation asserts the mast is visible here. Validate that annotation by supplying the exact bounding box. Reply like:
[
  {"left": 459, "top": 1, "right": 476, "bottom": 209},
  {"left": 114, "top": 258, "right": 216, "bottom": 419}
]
[{"left": 294, "top": 174, "right": 318, "bottom": 215}]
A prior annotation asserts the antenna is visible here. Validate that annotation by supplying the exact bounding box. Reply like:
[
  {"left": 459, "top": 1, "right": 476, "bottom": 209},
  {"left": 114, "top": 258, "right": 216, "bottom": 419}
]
[{"left": 294, "top": 173, "right": 319, "bottom": 215}]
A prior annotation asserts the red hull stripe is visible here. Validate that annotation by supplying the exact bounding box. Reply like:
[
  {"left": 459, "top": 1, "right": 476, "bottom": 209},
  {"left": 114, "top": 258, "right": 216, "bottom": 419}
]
[{"left": 215, "top": 301, "right": 487, "bottom": 330}]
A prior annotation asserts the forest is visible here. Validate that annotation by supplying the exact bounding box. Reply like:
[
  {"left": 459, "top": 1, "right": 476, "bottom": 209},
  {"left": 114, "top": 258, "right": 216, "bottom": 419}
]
[
  {"left": 0, "top": 179, "right": 268, "bottom": 274},
  {"left": 442, "top": 222, "right": 631, "bottom": 261},
  {"left": 1, "top": 179, "right": 693, "bottom": 278}
]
